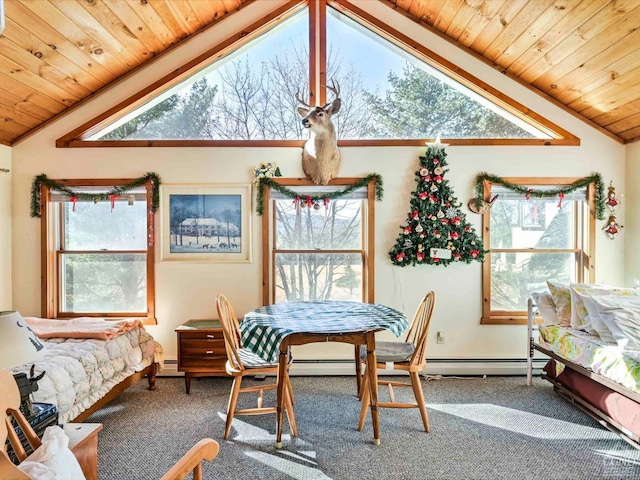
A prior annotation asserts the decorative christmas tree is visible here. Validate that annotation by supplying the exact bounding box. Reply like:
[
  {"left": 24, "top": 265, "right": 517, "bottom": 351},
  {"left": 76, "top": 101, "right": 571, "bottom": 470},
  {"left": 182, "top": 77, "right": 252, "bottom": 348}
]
[{"left": 389, "top": 142, "right": 485, "bottom": 267}]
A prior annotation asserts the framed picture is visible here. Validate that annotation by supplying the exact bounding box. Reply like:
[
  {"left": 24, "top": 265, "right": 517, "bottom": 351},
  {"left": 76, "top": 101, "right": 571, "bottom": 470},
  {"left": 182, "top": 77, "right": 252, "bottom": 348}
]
[{"left": 160, "top": 184, "right": 252, "bottom": 262}]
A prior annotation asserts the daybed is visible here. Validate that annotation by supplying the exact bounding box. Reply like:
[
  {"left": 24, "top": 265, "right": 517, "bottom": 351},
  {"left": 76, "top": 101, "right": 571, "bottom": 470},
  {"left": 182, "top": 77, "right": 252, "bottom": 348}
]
[
  {"left": 526, "top": 283, "right": 640, "bottom": 449},
  {"left": 11, "top": 317, "right": 162, "bottom": 424}
]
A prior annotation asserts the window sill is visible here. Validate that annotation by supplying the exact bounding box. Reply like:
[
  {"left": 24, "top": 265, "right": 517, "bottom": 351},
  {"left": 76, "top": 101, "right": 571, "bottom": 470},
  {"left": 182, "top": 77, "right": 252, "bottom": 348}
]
[{"left": 481, "top": 316, "right": 528, "bottom": 325}]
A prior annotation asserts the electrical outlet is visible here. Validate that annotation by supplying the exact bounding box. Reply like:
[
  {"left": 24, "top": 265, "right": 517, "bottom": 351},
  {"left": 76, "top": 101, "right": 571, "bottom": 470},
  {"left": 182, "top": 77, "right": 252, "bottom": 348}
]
[{"left": 436, "top": 331, "right": 445, "bottom": 344}]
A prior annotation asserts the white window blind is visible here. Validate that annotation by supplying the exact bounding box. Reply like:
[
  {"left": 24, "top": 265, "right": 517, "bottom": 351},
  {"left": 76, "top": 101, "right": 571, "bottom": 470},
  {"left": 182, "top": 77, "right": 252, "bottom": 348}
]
[{"left": 491, "top": 185, "right": 587, "bottom": 202}]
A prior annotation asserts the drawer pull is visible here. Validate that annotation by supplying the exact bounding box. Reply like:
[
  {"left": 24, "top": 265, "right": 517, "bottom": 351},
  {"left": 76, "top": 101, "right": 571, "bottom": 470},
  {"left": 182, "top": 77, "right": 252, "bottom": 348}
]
[
  {"left": 206, "top": 334, "right": 216, "bottom": 339},
  {"left": 206, "top": 350, "right": 214, "bottom": 354}
]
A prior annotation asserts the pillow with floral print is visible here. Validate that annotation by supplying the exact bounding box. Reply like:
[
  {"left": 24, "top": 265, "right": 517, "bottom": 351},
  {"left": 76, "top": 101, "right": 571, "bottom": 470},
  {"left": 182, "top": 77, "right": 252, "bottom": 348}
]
[{"left": 547, "top": 281, "right": 572, "bottom": 327}]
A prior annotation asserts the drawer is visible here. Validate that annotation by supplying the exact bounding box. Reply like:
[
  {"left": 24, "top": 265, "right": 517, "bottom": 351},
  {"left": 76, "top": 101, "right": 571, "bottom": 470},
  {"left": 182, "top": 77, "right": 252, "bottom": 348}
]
[
  {"left": 181, "top": 338, "right": 225, "bottom": 351},
  {"left": 179, "top": 330, "right": 223, "bottom": 340},
  {"left": 181, "top": 345, "right": 226, "bottom": 356},
  {"left": 180, "top": 355, "right": 227, "bottom": 368}
]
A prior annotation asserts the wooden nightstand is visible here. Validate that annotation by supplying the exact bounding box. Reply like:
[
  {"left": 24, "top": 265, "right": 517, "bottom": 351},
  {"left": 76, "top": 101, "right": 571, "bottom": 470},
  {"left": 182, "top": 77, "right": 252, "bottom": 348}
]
[
  {"left": 176, "top": 319, "right": 229, "bottom": 393},
  {"left": 64, "top": 423, "right": 103, "bottom": 480}
]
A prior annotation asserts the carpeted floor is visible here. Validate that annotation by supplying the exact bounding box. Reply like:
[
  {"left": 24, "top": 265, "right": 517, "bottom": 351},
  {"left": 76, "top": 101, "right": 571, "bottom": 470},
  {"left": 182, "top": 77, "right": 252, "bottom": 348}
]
[{"left": 86, "top": 375, "right": 640, "bottom": 480}]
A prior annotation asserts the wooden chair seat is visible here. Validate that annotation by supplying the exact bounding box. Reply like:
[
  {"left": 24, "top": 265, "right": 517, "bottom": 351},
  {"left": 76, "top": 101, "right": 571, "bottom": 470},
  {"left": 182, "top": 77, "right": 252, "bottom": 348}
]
[
  {"left": 357, "top": 291, "right": 436, "bottom": 433},
  {"left": 360, "top": 342, "right": 415, "bottom": 363},
  {"left": 216, "top": 294, "right": 297, "bottom": 440}
]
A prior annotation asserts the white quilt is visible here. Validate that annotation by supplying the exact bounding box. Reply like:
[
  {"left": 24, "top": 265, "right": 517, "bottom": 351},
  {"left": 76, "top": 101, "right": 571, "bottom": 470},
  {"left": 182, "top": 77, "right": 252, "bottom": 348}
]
[{"left": 11, "top": 326, "right": 160, "bottom": 423}]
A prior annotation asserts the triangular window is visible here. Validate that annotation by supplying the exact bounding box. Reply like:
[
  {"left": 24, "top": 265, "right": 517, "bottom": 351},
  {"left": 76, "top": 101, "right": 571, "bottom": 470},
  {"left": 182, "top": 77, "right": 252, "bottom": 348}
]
[
  {"left": 92, "top": 10, "right": 309, "bottom": 141},
  {"left": 60, "top": 1, "right": 577, "bottom": 147},
  {"left": 327, "top": 9, "right": 546, "bottom": 140}
]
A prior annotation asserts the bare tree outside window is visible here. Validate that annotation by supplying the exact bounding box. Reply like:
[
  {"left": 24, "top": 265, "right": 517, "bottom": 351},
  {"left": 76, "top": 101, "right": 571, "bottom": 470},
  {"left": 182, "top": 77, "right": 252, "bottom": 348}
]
[
  {"left": 274, "top": 198, "right": 363, "bottom": 302},
  {"left": 96, "top": 8, "right": 545, "bottom": 142}
]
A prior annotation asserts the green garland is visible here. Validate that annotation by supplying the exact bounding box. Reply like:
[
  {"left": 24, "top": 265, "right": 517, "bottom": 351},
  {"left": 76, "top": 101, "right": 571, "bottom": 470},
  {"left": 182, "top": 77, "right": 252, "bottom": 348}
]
[
  {"left": 256, "top": 174, "right": 383, "bottom": 215},
  {"left": 473, "top": 172, "right": 606, "bottom": 220},
  {"left": 30, "top": 172, "right": 161, "bottom": 218}
]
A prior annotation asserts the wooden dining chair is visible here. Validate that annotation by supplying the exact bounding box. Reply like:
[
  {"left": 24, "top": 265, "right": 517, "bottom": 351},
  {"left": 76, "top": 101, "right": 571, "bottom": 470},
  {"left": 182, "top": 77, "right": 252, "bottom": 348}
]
[
  {"left": 0, "top": 369, "right": 219, "bottom": 480},
  {"left": 357, "top": 291, "right": 436, "bottom": 433},
  {"left": 215, "top": 294, "right": 297, "bottom": 440}
]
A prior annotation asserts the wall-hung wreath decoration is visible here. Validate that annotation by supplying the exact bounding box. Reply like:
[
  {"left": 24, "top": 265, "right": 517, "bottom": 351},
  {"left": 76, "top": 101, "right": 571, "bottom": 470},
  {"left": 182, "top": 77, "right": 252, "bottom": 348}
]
[{"left": 30, "top": 172, "right": 161, "bottom": 218}]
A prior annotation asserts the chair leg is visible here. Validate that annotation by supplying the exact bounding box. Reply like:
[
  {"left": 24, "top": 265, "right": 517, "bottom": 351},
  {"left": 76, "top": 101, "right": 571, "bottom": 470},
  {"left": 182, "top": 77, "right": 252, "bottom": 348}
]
[
  {"left": 224, "top": 376, "right": 243, "bottom": 439},
  {"left": 285, "top": 372, "right": 295, "bottom": 405},
  {"left": 357, "top": 371, "right": 371, "bottom": 431},
  {"left": 354, "top": 344, "right": 362, "bottom": 397},
  {"left": 283, "top": 381, "right": 297, "bottom": 437},
  {"left": 410, "top": 371, "right": 430, "bottom": 433}
]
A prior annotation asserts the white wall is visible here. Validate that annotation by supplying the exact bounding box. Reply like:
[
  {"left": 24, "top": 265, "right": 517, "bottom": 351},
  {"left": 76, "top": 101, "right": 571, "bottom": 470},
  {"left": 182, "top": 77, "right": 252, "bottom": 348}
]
[
  {"left": 625, "top": 141, "right": 640, "bottom": 286},
  {"left": 0, "top": 144, "right": 10, "bottom": 310},
  {"left": 10, "top": 1, "right": 627, "bottom": 371}
]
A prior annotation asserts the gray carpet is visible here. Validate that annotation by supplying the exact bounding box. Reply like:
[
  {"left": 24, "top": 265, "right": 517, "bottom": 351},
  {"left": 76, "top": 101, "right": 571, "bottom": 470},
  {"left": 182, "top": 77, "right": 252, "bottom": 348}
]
[{"left": 86, "top": 375, "right": 640, "bottom": 479}]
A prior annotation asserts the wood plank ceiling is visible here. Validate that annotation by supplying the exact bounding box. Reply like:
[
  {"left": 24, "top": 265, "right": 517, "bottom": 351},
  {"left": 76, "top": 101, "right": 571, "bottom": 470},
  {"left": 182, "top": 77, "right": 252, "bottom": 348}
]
[{"left": 0, "top": 0, "right": 639, "bottom": 146}]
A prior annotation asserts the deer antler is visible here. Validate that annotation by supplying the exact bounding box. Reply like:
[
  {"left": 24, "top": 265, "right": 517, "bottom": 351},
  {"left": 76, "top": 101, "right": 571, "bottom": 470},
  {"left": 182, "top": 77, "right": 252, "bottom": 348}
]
[
  {"left": 322, "top": 79, "right": 340, "bottom": 108},
  {"left": 295, "top": 90, "right": 313, "bottom": 109}
]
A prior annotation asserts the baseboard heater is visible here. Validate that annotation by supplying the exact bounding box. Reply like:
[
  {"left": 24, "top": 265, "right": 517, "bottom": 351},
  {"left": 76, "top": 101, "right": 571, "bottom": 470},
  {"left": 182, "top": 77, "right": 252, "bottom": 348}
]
[{"left": 159, "top": 358, "right": 548, "bottom": 377}]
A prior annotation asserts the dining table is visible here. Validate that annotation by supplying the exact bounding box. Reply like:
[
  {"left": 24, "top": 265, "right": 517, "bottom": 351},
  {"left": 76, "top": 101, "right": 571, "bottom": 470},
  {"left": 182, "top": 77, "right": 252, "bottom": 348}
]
[{"left": 240, "top": 300, "right": 408, "bottom": 448}]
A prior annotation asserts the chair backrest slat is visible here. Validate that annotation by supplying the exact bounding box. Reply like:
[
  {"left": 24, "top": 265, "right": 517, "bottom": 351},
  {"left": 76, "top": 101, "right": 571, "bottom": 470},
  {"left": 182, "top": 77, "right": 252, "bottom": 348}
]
[
  {"left": 406, "top": 291, "right": 436, "bottom": 366},
  {"left": 0, "top": 370, "right": 42, "bottom": 477},
  {"left": 216, "top": 294, "right": 245, "bottom": 371}
]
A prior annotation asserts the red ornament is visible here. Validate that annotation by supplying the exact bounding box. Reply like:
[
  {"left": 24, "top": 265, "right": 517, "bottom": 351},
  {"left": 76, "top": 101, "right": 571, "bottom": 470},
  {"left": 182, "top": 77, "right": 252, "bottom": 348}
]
[
  {"left": 109, "top": 194, "right": 117, "bottom": 212},
  {"left": 419, "top": 192, "right": 428, "bottom": 200},
  {"left": 557, "top": 192, "right": 564, "bottom": 209},
  {"left": 471, "top": 250, "right": 480, "bottom": 258},
  {"left": 70, "top": 196, "right": 77, "bottom": 212}
]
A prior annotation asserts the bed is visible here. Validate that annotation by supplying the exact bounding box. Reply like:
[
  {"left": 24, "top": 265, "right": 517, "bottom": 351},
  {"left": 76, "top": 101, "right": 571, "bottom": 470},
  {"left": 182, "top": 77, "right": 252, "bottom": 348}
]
[
  {"left": 10, "top": 317, "right": 162, "bottom": 424},
  {"left": 526, "top": 287, "right": 640, "bottom": 449}
]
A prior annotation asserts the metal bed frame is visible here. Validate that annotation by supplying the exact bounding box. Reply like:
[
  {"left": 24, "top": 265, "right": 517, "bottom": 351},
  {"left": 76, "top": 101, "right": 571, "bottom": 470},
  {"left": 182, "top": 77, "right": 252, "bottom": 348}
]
[{"left": 526, "top": 298, "right": 640, "bottom": 449}]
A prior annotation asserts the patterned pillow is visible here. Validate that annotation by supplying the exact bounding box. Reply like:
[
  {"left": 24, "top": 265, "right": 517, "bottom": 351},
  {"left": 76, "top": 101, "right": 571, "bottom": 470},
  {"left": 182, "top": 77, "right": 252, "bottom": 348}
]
[
  {"left": 547, "top": 281, "right": 571, "bottom": 327},
  {"left": 570, "top": 284, "right": 640, "bottom": 330}
]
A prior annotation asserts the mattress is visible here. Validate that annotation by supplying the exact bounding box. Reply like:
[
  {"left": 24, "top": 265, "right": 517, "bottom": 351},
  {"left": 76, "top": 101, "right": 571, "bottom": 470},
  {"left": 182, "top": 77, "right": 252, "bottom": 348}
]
[
  {"left": 11, "top": 326, "right": 162, "bottom": 423},
  {"left": 539, "top": 325, "right": 640, "bottom": 395}
]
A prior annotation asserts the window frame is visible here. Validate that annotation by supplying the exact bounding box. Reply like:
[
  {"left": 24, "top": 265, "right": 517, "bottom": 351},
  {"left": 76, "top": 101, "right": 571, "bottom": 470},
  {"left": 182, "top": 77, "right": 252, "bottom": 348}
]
[
  {"left": 261, "top": 177, "right": 376, "bottom": 305},
  {"left": 40, "top": 179, "right": 156, "bottom": 324},
  {"left": 481, "top": 177, "right": 596, "bottom": 325},
  {"left": 55, "top": 0, "right": 578, "bottom": 148}
]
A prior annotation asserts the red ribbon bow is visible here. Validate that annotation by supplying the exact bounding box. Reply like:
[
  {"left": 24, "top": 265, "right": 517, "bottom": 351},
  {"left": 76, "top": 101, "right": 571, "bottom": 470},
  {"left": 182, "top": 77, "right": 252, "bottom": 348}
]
[
  {"left": 557, "top": 192, "right": 564, "bottom": 209},
  {"left": 109, "top": 194, "right": 117, "bottom": 212},
  {"left": 70, "top": 196, "right": 77, "bottom": 212}
]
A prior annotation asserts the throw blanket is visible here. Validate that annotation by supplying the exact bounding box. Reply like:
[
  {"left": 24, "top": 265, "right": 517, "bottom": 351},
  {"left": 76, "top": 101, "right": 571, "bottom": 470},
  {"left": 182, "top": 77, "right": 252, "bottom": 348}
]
[{"left": 25, "top": 317, "right": 143, "bottom": 340}]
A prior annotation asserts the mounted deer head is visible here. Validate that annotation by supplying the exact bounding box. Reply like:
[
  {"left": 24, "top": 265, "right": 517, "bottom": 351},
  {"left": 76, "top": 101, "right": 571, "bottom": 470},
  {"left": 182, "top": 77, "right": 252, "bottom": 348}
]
[{"left": 296, "top": 80, "right": 341, "bottom": 185}]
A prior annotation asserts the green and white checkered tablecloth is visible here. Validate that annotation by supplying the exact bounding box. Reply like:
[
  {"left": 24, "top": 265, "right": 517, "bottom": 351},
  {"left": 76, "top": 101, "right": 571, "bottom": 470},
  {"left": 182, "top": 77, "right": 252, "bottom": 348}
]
[{"left": 240, "top": 301, "right": 409, "bottom": 363}]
